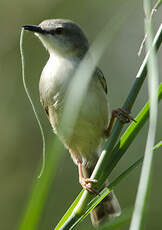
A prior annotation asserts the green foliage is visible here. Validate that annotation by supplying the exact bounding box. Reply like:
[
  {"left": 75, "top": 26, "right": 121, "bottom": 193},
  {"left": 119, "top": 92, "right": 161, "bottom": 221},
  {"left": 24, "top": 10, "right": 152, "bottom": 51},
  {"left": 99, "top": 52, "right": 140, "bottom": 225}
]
[
  {"left": 129, "top": 1, "right": 160, "bottom": 229},
  {"left": 18, "top": 137, "right": 63, "bottom": 230}
]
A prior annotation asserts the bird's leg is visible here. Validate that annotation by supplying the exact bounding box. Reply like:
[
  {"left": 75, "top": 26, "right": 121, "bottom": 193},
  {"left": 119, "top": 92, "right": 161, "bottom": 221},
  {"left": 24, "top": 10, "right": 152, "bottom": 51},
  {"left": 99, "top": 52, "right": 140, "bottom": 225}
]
[
  {"left": 77, "top": 160, "right": 98, "bottom": 194},
  {"left": 105, "top": 108, "right": 136, "bottom": 138}
]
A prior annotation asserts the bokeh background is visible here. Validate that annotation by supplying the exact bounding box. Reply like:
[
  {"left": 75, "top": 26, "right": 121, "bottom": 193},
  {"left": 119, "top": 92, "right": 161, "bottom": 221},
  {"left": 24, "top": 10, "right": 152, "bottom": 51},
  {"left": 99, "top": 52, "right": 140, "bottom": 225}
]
[{"left": 0, "top": 0, "right": 162, "bottom": 229}]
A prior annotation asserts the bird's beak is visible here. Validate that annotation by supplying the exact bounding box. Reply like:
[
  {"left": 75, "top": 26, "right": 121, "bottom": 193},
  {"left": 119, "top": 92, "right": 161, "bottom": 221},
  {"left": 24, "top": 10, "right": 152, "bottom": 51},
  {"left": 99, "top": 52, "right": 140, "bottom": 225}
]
[{"left": 22, "top": 25, "right": 45, "bottom": 34}]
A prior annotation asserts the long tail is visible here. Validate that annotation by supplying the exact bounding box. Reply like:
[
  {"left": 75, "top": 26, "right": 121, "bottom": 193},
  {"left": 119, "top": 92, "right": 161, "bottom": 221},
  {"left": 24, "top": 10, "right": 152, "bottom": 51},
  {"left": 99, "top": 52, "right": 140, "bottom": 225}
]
[
  {"left": 90, "top": 189, "right": 121, "bottom": 227},
  {"left": 82, "top": 164, "right": 121, "bottom": 227}
]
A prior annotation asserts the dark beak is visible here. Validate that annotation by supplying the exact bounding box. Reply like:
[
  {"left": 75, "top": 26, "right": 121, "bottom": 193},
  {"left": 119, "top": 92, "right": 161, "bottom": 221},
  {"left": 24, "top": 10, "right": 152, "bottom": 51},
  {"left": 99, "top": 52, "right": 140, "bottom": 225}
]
[{"left": 22, "top": 25, "right": 45, "bottom": 34}]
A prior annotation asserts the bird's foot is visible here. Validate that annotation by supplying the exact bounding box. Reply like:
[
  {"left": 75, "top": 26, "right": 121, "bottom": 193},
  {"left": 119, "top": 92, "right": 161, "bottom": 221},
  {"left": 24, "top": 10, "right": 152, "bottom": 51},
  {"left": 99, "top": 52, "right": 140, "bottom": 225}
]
[
  {"left": 79, "top": 177, "right": 99, "bottom": 194},
  {"left": 112, "top": 108, "right": 136, "bottom": 124},
  {"left": 105, "top": 108, "right": 136, "bottom": 138}
]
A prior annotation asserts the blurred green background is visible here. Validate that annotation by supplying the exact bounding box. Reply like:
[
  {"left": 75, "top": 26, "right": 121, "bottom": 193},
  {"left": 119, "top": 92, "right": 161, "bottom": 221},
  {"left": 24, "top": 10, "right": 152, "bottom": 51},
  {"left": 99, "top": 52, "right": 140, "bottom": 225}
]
[{"left": 0, "top": 0, "right": 162, "bottom": 229}]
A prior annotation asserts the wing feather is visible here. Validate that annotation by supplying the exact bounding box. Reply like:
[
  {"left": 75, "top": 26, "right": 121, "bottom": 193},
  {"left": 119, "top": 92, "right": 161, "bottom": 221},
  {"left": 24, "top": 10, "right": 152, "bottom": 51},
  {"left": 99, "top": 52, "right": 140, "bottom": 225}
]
[{"left": 95, "top": 67, "right": 107, "bottom": 94}]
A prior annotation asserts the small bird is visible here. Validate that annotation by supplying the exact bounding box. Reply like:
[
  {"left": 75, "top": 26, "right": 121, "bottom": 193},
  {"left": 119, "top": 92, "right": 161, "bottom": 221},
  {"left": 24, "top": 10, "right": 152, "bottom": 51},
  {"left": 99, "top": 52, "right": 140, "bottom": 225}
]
[{"left": 23, "top": 19, "right": 132, "bottom": 226}]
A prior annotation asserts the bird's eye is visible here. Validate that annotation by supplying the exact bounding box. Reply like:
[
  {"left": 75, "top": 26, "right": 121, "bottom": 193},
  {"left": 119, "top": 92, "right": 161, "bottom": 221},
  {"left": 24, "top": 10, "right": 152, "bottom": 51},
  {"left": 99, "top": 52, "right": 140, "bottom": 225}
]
[{"left": 55, "top": 27, "right": 64, "bottom": 35}]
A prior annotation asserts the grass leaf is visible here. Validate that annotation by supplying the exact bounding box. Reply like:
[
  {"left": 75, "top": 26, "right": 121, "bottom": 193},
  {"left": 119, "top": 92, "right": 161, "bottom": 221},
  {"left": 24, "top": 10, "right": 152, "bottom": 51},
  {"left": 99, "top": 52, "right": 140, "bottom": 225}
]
[
  {"left": 70, "top": 157, "right": 143, "bottom": 229},
  {"left": 129, "top": 1, "right": 160, "bottom": 229},
  {"left": 153, "top": 140, "right": 162, "bottom": 150},
  {"left": 18, "top": 137, "right": 63, "bottom": 230}
]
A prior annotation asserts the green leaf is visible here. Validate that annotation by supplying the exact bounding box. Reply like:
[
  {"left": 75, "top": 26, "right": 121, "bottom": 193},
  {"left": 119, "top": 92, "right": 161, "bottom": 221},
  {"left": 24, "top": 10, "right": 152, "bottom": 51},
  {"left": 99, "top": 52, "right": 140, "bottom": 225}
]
[
  {"left": 106, "top": 83, "right": 162, "bottom": 177},
  {"left": 55, "top": 156, "right": 143, "bottom": 230},
  {"left": 74, "top": 157, "right": 143, "bottom": 227},
  {"left": 153, "top": 140, "right": 162, "bottom": 150},
  {"left": 153, "top": 0, "right": 162, "bottom": 10},
  {"left": 129, "top": 1, "right": 160, "bottom": 229},
  {"left": 18, "top": 137, "right": 62, "bottom": 230},
  {"left": 55, "top": 191, "right": 84, "bottom": 230}
]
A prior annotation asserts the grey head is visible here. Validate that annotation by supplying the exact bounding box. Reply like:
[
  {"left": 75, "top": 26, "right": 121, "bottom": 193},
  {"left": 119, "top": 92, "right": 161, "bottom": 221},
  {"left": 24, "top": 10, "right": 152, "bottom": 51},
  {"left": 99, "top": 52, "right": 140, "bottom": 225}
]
[{"left": 23, "top": 19, "right": 89, "bottom": 58}]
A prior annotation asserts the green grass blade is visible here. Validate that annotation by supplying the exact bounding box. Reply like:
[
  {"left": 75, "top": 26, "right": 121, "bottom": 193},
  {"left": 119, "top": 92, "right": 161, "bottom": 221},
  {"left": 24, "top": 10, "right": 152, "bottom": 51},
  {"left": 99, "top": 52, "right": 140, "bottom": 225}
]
[
  {"left": 129, "top": 1, "right": 160, "bottom": 229},
  {"left": 153, "top": 140, "right": 162, "bottom": 150},
  {"left": 18, "top": 137, "right": 63, "bottom": 230},
  {"left": 80, "top": 142, "right": 161, "bottom": 230},
  {"left": 153, "top": 0, "right": 162, "bottom": 10},
  {"left": 70, "top": 156, "right": 143, "bottom": 229},
  {"left": 109, "top": 157, "right": 143, "bottom": 189},
  {"left": 70, "top": 141, "right": 161, "bottom": 229},
  {"left": 55, "top": 157, "right": 142, "bottom": 230},
  {"left": 56, "top": 156, "right": 143, "bottom": 230},
  {"left": 55, "top": 191, "right": 84, "bottom": 230},
  {"left": 105, "top": 83, "right": 162, "bottom": 177},
  {"left": 109, "top": 141, "right": 161, "bottom": 191}
]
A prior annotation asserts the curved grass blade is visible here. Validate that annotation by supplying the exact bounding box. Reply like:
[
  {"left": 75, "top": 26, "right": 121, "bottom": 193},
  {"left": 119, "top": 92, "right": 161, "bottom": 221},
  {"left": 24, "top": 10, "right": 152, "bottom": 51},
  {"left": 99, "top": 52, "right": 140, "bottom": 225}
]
[
  {"left": 67, "top": 141, "right": 161, "bottom": 230},
  {"left": 80, "top": 140, "right": 162, "bottom": 230},
  {"left": 153, "top": 0, "right": 162, "bottom": 10},
  {"left": 129, "top": 1, "right": 160, "bottom": 229},
  {"left": 56, "top": 156, "right": 143, "bottom": 230},
  {"left": 70, "top": 157, "right": 143, "bottom": 229},
  {"left": 105, "top": 83, "right": 162, "bottom": 177},
  {"left": 18, "top": 137, "right": 63, "bottom": 230},
  {"left": 153, "top": 140, "right": 162, "bottom": 151},
  {"left": 55, "top": 191, "right": 84, "bottom": 230}
]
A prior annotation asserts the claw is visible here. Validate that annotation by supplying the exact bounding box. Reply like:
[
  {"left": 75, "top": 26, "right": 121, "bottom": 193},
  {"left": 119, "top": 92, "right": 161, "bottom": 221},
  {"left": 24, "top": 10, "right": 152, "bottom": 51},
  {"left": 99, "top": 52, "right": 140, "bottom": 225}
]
[
  {"left": 112, "top": 108, "right": 136, "bottom": 124},
  {"left": 105, "top": 108, "right": 136, "bottom": 138},
  {"left": 84, "top": 178, "right": 98, "bottom": 184},
  {"left": 79, "top": 177, "right": 99, "bottom": 195}
]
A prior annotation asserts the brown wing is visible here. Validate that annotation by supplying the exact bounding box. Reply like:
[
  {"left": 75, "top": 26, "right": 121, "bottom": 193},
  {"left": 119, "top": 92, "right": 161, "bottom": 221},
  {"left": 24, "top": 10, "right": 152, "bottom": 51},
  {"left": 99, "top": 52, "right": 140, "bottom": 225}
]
[{"left": 95, "top": 67, "right": 107, "bottom": 94}]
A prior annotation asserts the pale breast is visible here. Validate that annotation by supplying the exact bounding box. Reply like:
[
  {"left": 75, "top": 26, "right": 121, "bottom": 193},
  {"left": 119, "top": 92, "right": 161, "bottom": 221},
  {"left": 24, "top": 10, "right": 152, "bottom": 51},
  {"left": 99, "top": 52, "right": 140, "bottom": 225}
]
[
  {"left": 48, "top": 71, "right": 109, "bottom": 166},
  {"left": 39, "top": 53, "right": 77, "bottom": 106},
  {"left": 39, "top": 54, "right": 109, "bottom": 166}
]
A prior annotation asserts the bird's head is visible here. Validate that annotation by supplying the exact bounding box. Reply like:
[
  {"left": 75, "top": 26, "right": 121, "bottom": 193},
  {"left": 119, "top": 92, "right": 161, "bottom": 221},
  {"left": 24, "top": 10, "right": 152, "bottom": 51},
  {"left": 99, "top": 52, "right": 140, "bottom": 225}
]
[{"left": 23, "top": 19, "right": 89, "bottom": 58}]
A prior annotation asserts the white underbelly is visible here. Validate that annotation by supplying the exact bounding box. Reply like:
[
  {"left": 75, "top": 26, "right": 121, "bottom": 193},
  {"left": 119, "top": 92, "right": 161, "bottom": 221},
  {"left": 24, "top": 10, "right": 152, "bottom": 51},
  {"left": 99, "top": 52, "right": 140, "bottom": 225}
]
[{"left": 48, "top": 84, "right": 109, "bottom": 166}]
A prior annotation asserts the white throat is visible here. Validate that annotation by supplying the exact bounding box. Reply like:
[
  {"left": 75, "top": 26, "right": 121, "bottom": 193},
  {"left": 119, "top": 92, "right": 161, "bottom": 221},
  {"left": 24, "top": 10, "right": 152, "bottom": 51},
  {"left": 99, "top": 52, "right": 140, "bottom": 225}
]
[{"left": 39, "top": 49, "right": 80, "bottom": 105}]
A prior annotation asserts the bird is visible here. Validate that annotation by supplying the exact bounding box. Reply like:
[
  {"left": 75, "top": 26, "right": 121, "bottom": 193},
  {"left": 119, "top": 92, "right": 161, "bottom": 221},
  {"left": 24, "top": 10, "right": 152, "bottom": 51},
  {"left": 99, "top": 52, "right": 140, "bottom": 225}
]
[{"left": 22, "top": 19, "right": 131, "bottom": 227}]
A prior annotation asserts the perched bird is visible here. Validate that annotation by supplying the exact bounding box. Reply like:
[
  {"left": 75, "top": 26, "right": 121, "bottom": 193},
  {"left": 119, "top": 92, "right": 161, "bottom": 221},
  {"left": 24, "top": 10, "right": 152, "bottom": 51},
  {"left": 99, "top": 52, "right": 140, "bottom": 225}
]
[{"left": 23, "top": 19, "right": 131, "bottom": 226}]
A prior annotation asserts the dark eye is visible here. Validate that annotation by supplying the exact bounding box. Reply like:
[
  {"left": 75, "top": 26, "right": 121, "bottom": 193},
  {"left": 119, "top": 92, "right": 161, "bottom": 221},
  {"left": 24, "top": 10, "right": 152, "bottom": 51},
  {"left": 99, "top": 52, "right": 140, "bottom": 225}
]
[{"left": 55, "top": 27, "right": 64, "bottom": 35}]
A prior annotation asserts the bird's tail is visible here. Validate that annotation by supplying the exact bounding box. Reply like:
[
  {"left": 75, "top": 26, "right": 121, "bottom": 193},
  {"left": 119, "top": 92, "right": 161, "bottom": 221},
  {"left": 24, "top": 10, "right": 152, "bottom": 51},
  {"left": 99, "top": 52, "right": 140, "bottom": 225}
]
[
  {"left": 82, "top": 164, "right": 121, "bottom": 227},
  {"left": 90, "top": 189, "right": 121, "bottom": 227}
]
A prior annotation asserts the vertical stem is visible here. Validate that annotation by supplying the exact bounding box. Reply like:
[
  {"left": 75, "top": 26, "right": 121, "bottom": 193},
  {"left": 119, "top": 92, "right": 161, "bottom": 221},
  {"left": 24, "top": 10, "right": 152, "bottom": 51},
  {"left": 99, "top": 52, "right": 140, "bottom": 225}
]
[{"left": 129, "top": 2, "right": 159, "bottom": 230}]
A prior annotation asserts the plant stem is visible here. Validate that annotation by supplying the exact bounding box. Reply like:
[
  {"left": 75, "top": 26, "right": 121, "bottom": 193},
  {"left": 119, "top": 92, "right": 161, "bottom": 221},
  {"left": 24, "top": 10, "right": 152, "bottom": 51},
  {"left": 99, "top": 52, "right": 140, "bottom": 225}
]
[
  {"left": 103, "top": 83, "right": 162, "bottom": 178},
  {"left": 129, "top": 1, "right": 159, "bottom": 229}
]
